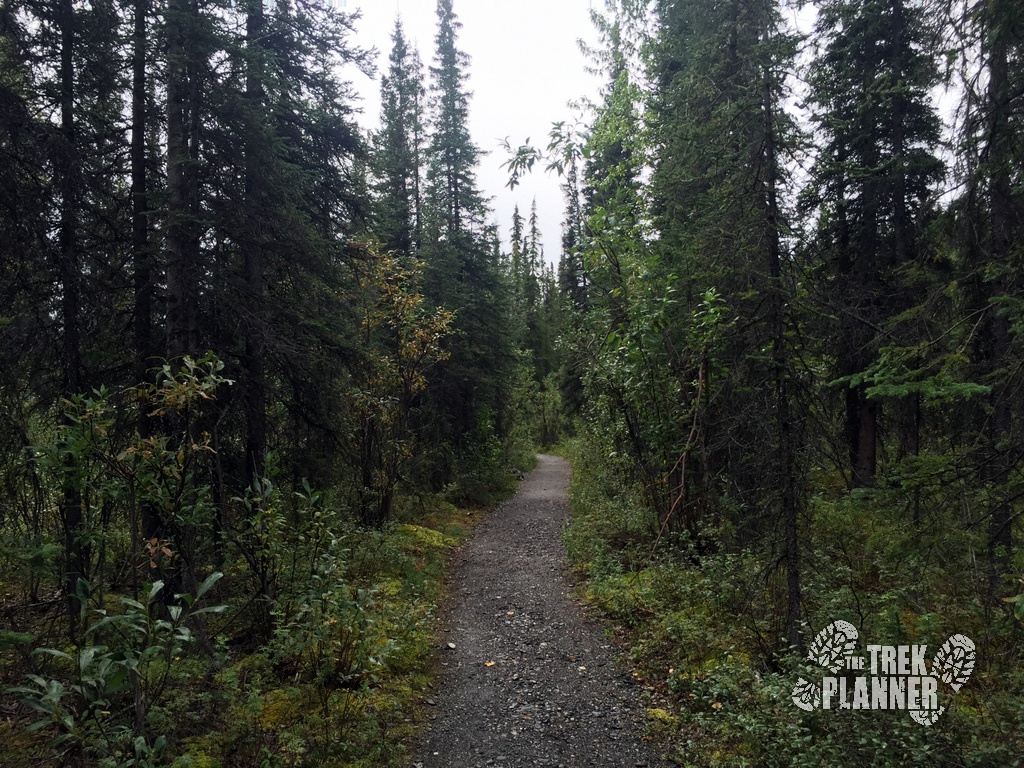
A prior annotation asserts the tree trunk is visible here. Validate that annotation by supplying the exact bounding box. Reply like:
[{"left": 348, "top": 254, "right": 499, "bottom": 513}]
[
  {"left": 854, "top": 394, "right": 878, "bottom": 487},
  {"left": 166, "top": 0, "right": 200, "bottom": 363},
  {"left": 244, "top": 0, "right": 267, "bottom": 487},
  {"left": 57, "top": 0, "right": 85, "bottom": 643},
  {"left": 132, "top": 0, "right": 159, "bottom": 557},
  {"left": 163, "top": 0, "right": 202, "bottom": 604},
  {"left": 983, "top": 10, "right": 1013, "bottom": 597},
  {"left": 764, "top": 55, "right": 801, "bottom": 652}
]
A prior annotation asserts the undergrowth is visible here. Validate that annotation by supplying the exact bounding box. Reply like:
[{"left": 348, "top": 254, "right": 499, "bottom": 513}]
[
  {"left": 561, "top": 438, "right": 1024, "bottom": 768},
  {"left": 0, "top": 493, "right": 488, "bottom": 768}
]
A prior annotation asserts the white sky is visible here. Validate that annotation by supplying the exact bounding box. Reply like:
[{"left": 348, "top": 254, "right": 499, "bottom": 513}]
[{"left": 346, "top": 0, "right": 603, "bottom": 264}]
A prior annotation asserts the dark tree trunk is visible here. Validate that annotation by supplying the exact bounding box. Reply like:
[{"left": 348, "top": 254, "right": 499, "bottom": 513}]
[
  {"left": 165, "top": 0, "right": 200, "bottom": 363},
  {"left": 163, "top": 0, "right": 203, "bottom": 603},
  {"left": 244, "top": 0, "right": 267, "bottom": 487},
  {"left": 983, "top": 15, "right": 1013, "bottom": 596},
  {"left": 764, "top": 56, "right": 801, "bottom": 652},
  {"left": 57, "top": 0, "right": 85, "bottom": 643},
  {"left": 412, "top": 80, "right": 424, "bottom": 251},
  {"left": 889, "top": 0, "right": 910, "bottom": 267},
  {"left": 854, "top": 394, "right": 878, "bottom": 487},
  {"left": 132, "top": 0, "right": 158, "bottom": 552}
]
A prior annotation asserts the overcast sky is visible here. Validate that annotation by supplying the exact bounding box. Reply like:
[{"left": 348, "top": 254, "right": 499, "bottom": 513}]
[{"left": 347, "top": 0, "right": 603, "bottom": 264}]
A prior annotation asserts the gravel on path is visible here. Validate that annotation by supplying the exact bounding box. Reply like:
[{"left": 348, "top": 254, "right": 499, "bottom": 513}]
[{"left": 412, "top": 454, "right": 669, "bottom": 768}]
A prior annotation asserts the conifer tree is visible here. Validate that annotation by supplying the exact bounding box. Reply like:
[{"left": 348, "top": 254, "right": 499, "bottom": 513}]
[
  {"left": 806, "top": 0, "right": 943, "bottom": 487},
  {"left": 567, "top": 0, "right": 807, "bottom": 643},
  {"left": 56, "top": 0, "right": 85, "bottom": 634},
  {"left": 374, "top": 19, "right": 425, "bottom": 256},
  {"left": 525, "top": 198, "right": 543, "bottom": 307},
  {"left": 415, "top": 0, "right": 514, "bottom": 488},
  {"left": 509, "top": 203, "right": 526, "bottom": 313},
  {"left": 426, "top": 0, "right": 484, "bottom": 239},
  {"left": 523, "top": 199, "right": 550, "bottom": 381},
  {"left": 948, "top": 0, "right": 1024, "bottom": 594},
  {"left": 131, "top": 0, "right": 157, "bottom": 485},
  {"left": 242, "top": 0, "right": 268, "bottom": 488},
  {"left": 164, "top": 0, "right": 203, "bottom": 366}
]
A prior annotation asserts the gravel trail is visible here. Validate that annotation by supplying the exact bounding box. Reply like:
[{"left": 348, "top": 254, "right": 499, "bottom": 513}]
[{"left": 413, "top": 454, "right": 668, "bottom": 768}]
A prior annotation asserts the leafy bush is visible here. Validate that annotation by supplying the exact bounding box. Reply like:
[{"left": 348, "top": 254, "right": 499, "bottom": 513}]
[{"left": 10, "top": 574, "right": 225, "bottom": 768}]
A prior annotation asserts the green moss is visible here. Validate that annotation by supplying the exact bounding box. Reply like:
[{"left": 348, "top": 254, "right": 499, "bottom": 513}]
[
  {"left": 173, "top": 748, "right": 223, "bottom": 768},
  {"left": 396, "top": 523, "right": 458, "bottom": 552}
]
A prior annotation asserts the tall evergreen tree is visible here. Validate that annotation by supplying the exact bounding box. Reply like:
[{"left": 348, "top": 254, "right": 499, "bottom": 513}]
[
  {"left": 164, "top": 0, "right": 204, "bottom": 366},
  {"left": 426, "top": 0, "right": 484, "bottom": 239},
  {"left": 373, "top": 18, "right": 425, "bottom": 256},
  {"left": 523, "top": 198, "right": 551, "bottom": 381},
  {"left": 414, "top": 0, "right": 515, "bottom": 488},
  {"left": 131, "top": 0, "right": 157, "bottom": 506},
  {"left": 560, "top": 0, "right": 807, "bottom": 644},
  {"left": 56, "top": 0, "right": 86, "bottom": 635},
  {"left": 647, "top": 0, "right": 793, "bottom": 525},
  {"left": 509, "top": 203, "right": 526, "bottom": 312},
  {"left": 1, "top": 0, "right": 132, "bottom": 632},
  {"left": 805, "top": 0, "right": 943, "bottom": 488},
  {"left": 242, "top": 0, "right": 269, "bottom": 489},
  {"left": 948, "top": 0, "right": 1024, "bottom": 594}
]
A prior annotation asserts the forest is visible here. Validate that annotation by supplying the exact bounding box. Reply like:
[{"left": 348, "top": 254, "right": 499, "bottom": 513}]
[{"left": 0, "top": 0, "right": 1021, "bottom": 766}]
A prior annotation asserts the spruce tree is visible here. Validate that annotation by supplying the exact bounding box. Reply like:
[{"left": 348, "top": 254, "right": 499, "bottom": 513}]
[
  {"left": 131, "top": 0, "right": 157, "bottom": 473},
  {"left": 415, "top": 0, "right": 514, "bottom": 488},
  {"left": 426, "top": 0, "right": 484, "bottom": 239},
  {"left": 373, "top": 19, "right": 425, "bottom": 257},
  {"left": 806, "top": 0, "right": 943, "bottom": 487},
  {"left": 570, "top": 0, "right": 807, "bottom": 644},
  {"left": 509, "top": 203, "right": 526, "bottom": 313},
  {"left": 523, "top": 199, "right": 549, "bottom": 381},
  {"left": 164, "top": 0, "right": 204, "bottom": 366},
  {"left": 948, "top": 0, "right": 1024, "bottom": 594}
]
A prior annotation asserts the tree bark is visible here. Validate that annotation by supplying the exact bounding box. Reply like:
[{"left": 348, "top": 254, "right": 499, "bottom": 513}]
[
  {"left": 244, "top": 0, "right": 267, "bottom": 487},
  {"left": 163, "top": 0, "right": 203, "bottom": 604},
  {"left": 982, "top": 7, "right": 1013, "bottom": 596},
  {"left": 165, "top": 0, "right": 200, "bottom": 363},
  {"left": 132, "top": 0, "right": 159, "bottom": 553},
  {"left": 764, "top": 53, "right": 801, "bottom": 652},
  {"left": 57, "top": 0, "right": 85, "bottom": 643}
]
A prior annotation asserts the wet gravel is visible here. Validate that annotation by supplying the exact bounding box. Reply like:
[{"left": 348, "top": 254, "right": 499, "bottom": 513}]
[{"left": 412, "top": 454, "right": 668, "bottom": 768}]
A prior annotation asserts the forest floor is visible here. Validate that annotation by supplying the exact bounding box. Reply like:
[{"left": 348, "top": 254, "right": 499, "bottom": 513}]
[{"left": 410, "top": 454, "right": 669, "bottom": 768}]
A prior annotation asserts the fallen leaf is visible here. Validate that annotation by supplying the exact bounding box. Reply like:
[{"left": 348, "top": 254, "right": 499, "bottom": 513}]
[{"left": 484, "top": 661, "right": 496, "bottom": 667}]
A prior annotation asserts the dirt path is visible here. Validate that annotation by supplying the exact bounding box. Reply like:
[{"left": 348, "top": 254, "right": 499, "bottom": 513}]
[{"left": 412, "top": 454, "right": 667, "bottom": 768}]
